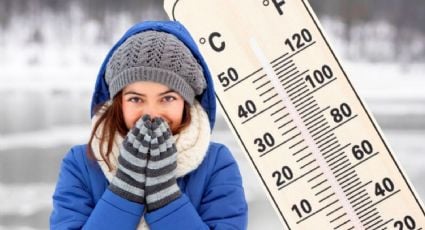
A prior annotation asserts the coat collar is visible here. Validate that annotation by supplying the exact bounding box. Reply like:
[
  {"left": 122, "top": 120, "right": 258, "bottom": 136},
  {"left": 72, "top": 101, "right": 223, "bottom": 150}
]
[{"left": 90, "top": 101, "right": 211, "bottom": 181}]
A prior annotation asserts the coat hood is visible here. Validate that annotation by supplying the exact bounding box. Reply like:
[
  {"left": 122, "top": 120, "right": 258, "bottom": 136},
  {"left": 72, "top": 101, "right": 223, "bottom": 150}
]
[{"left": 90, "top": 21, "right": 216, "bottom": 130}]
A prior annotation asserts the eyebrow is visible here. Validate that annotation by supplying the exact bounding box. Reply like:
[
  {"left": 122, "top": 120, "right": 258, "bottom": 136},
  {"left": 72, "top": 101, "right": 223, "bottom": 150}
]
[
  {"left": 123, "top": 89, "right": 177, "bottom": 97},
  {"left": 159, "top": 89, "right": 177, "bottom": 96},
  {"left": 123, "top": 91, "right": 145, "bottom": 96}
]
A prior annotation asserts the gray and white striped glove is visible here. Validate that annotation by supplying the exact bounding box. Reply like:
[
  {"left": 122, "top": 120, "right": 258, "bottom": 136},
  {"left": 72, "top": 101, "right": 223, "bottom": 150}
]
[
  {"left": 109, "top": 115, "right": 152, "bottom": 204},
  {"left": 145, "top": 117, "right": 181, "bottom": 212}
]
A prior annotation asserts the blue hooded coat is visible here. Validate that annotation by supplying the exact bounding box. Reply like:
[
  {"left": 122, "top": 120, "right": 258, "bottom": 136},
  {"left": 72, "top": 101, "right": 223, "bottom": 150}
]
[{"left": 50, "top": 21, "right": 248, "bottom": 229}]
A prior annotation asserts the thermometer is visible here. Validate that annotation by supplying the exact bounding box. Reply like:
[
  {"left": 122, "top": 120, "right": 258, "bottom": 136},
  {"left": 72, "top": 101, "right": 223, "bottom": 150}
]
[{"left": 164, "top": 1, "right": 425, "bottom": 229}]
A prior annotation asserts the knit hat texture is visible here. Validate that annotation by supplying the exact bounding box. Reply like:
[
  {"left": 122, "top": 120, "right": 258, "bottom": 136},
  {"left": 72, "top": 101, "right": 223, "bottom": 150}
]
[{"left": 105, "top": 30, "right": 206, "bottom": 105}]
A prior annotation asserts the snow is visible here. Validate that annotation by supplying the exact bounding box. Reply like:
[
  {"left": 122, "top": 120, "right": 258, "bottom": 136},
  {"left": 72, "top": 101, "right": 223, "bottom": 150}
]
[
  {"left": 345, "top": 62, "right": 425, "bottom": 100},
  {"left": 0, "top": 125, "right": 90, "bottom": 150},
  {"left": 0, "top": 13, "right": 424, "bottom": 230},
  {"left": 0, "top": 227, "right": 41, "bottom": 230},
  {"left": 0, "top": 183, "right": 53, "bottom": 216}
]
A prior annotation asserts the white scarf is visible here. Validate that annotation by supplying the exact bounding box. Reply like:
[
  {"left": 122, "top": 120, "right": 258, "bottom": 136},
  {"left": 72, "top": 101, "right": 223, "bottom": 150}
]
[{"left": 90, "top": 101, "right": 211, "bottom": 229}]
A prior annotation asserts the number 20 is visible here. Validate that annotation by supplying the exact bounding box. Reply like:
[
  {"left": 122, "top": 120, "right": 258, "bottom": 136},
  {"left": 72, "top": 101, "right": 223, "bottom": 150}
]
[{"left": 394, "top": 215, "right": 416, "bottom": 230}]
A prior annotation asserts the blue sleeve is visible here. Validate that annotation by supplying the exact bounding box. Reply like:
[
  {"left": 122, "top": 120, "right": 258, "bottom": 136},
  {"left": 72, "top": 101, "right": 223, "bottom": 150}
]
[
  {"left": 50, "top": 147, "right": 145, "bottom": 229},
  {"left": 145, "top": 144, "right": 248, "bottom": 229}
]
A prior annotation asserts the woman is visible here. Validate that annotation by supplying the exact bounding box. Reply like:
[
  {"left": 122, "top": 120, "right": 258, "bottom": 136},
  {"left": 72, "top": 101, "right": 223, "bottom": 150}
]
[{"left": 50, "top": 21, "right": 248, "bottom": 229}]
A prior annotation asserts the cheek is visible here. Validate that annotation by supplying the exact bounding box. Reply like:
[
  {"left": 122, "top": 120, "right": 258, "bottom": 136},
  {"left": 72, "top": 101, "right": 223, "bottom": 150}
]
[
  {"left": 167, "top": 103, "right": 185, "bottom": 132},
  {"left": 122, "top": 103, "right": 142, "bottom": 129}
]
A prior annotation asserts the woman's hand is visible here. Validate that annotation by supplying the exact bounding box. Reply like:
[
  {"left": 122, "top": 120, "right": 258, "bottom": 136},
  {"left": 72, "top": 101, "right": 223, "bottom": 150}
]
[
  {"left": 145, "top": 117, "right": 181, "bottom": 212},
  {"left": 109, "top": 115, "right": 152, "bottom": 204}
]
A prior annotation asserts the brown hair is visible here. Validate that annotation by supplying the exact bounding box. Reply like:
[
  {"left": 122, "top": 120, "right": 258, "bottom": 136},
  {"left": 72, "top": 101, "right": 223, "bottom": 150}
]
[{"left": 87, "top": 92, "right": 192, "bottom": 171}]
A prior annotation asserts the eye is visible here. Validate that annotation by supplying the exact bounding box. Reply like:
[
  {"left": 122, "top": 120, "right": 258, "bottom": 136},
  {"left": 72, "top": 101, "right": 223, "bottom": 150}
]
[
  {"left": 127, "top": 97, "right": 143, "bottom": 103},
  {"left": 162, "top": 95, "right": 177, "bottom": 103}
]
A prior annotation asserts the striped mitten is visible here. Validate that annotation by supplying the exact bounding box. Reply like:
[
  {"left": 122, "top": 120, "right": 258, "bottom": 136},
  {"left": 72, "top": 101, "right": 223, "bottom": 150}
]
[
  {"left": 145, "top": 117, "right": 181, "bottom": 212},
  {"left": 109, "top": 115, "right": 152, "bottom": 204}
]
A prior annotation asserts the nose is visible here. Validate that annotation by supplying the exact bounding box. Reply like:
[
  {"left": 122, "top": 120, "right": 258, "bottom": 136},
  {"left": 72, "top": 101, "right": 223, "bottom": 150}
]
[{"left": 142, "top": 103, "right": 160, "bottom": 120}]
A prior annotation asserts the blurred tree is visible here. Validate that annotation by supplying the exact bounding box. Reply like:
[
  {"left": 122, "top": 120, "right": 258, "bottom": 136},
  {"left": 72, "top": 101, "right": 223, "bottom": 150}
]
[
  {"left": 309, "top": 0, "right": 425, "bottom": 61},
  {"left": 1, "top": 0, "right": 424, "bottom": 61}
]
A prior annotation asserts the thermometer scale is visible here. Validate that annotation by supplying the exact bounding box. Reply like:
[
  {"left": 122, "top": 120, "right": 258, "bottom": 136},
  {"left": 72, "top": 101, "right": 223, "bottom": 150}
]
[{"left": 164, "top": 1, "right": 425, "bottom": 229}]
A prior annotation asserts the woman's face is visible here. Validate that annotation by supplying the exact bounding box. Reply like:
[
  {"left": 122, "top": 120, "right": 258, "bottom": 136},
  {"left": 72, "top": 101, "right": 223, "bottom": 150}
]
[{"left": 121, "top": 81, "right": 185, "bottom": 133}]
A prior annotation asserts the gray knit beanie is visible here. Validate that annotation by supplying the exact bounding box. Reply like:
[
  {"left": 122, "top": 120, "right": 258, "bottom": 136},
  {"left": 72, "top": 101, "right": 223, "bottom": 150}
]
[{"left": 105, "top": 30, "right": 206, "bottom": 105}]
